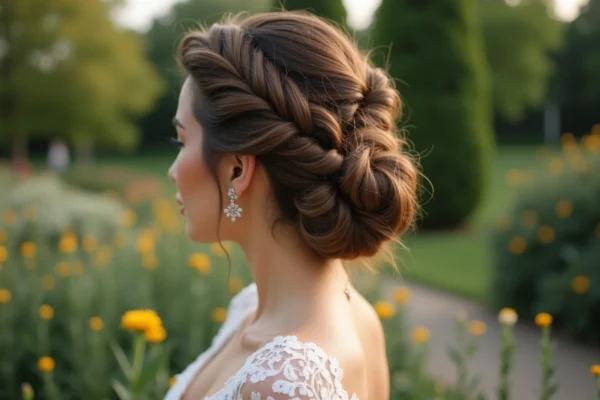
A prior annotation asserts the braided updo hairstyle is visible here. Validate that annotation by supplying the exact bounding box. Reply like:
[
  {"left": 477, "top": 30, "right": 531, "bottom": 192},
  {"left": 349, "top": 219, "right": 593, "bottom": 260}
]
[{"left": 178, "top": 12, "right": 418, "bottom": 260}]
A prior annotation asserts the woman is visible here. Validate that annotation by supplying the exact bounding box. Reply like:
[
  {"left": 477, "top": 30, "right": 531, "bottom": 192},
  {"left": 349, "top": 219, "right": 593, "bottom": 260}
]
[{"left": 165, "top": 11, "right": 418, "bottom": 400}]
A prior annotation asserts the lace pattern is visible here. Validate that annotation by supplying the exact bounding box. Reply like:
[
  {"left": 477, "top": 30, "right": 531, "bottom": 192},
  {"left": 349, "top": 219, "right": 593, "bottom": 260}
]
[{"left": 164, "top": 284, "right": 359, "bottom": 400}]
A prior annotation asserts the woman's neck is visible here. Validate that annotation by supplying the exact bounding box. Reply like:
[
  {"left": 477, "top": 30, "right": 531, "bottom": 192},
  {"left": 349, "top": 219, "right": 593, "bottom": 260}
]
[{"left": 238, "top": 222, "right": 350, "bottom": 335}]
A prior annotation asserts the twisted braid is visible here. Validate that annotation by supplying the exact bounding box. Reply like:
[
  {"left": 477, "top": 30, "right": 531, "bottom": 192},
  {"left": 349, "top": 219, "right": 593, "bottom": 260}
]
[{"left": 179, "top": 12, "right": 418, "bottom": 259}]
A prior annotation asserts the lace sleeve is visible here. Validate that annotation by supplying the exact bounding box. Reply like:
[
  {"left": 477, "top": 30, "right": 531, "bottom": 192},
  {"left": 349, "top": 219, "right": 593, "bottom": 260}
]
[{"left": 239, "top": 336, "right": 358, "bottom": 400}]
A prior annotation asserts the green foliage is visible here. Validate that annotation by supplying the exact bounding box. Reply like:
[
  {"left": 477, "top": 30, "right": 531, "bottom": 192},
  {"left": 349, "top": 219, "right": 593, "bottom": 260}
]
[
  {"left": 371, "top": 0, "right": 494, "bottom": 229},
  {"left": 140, "top": 0, "right": 269, "bottom": 148},
  {"left": 491, "top": 141, "right": 600, "bottom": 343},
  {"left": 275, "top": 0, "right": 347, "bottom": 24},
  {"left": 0, "top": 0, "right": 163, "bottom": 157},
  {"left": 480, "top": 0, "right": 564, "bottom": 121},
  {"left": 0, "top": 186, "right": 246, "bottom": 398},
  {"left": 555, "top": 0, "right": 600, "bottom": 134}
]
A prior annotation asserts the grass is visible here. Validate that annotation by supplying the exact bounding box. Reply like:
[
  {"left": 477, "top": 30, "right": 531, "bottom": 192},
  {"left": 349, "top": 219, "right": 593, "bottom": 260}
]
[
  {"left": 395, "top": 145, "right": 545, "bottom": 301},
  {"left": 92, "top": 145, "right": 545, "bottom": 302}
]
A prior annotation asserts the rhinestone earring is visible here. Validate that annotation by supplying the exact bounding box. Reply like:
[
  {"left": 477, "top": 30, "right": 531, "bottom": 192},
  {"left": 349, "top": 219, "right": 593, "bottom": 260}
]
[{"left": 224, "top": 188, "right": 242, "bottom": 222}]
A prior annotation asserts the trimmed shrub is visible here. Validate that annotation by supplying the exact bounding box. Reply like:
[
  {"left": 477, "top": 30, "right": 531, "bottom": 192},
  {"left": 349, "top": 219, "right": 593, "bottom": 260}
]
[
  {"left": 491, "top": 137, "right": 600, "bottom": 342},
  {"left": 371, "top": 0, "right": 494, "bottom": 229},
  {"left": 275, "top": 0, "right": 347, "bottom": 24}
]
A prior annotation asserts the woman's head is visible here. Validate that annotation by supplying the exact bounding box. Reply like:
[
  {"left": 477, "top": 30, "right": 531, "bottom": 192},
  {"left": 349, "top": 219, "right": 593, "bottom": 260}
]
[{"left": 169, "top": 11, "right": 418, "bottom": 260}]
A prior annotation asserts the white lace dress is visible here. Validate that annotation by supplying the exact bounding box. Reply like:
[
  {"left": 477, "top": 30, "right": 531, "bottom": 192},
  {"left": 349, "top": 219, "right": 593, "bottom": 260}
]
[{"left": 164, "top": 283, "right": 359, "bottom": 400}]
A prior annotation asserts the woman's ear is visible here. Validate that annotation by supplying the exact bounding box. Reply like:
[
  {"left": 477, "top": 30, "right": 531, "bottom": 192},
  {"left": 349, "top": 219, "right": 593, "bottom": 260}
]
[{"left": 229, "top": 154, "right": 256, "bottom": 196}]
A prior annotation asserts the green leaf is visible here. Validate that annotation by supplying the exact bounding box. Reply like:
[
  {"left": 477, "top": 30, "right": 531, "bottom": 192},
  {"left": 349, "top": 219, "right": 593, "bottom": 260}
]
[
  {"left": 112, "top": 380, "right": 131, "bottom": 400},
  {"left": 109, "top": 339, "right": 133, "bottom": 380},
  {"left": 134, "top": 344, "right": 172, "bottom": 392}
]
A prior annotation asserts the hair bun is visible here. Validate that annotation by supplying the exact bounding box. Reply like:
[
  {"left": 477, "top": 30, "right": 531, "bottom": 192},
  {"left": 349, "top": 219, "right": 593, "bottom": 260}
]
[{"left": 296, "top": 137, "right": 417, "bottom": 260}]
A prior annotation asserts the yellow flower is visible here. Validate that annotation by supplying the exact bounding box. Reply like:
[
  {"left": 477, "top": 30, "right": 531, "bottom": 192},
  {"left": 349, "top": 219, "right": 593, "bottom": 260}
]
[
  {"left": 468, "top": 320, "right": 487, "bottom": 336},
  {"left": 411, "top": 326, "right": 430, "bottom": 343},
  {"left": 89, "top": 316, "right": 104, "bottom": 332},
  {"left": 56, "top": 261, "right": 70, "bottom": 277},
  {"left": 228, "top": 277, "right": 244, "bottom": 294},
  {"left": 561, "top": 132, "right": 576, "bottom": 145},
  {"left": 0, "top": 289, "right": 11, "bottom": 304},
  {"left": 121, "top": 309, "right": 162, "bottom": 332},
  {"left": 498, "top": 308, "right": 518, "bottom": 325},
  {"left": 189, "top": 253, "right": 211, "bottom": 274},
  {"left": 392, "top": 287, "right": 411, "bottom": 304},
  {"left": 496, "top": 217, "right": 511, "bottom": 232},
  {"left": 549, "top": 158, "right": 564, "bottom": 175},
  {"left": 508, "top": 237, "right": 526, "bottom": 255},
  {"left": 113, "top": 231, "right": 128, "bottom": 248},
  {"left": 24, "top": 205, "right": 36, "bottom": 221},
  {"left": 505, "top": 169, "right": 525, "bottom": 187},
  {"left": 122, "top": 209, "right": 137, "bottom": 228},
  {"left": 3, "top": 209, "right": 17, "bottom": 225},
  {"left": 169, "top": 377, "right": 177, "bottom": 388},
  {"left": 535, "top": 312, "right": 553, "bottom": 328},
  {"left": 41, "top": 276, "right": 55, "bottom": 291},
  {"left": 538, "top": 225, "right": 555, "bottom": 244},
  {"left": 210, "top": 242, "right": 232, "bottom": 256},
  {"left": 520, "top": 209, "right": 538, "bottom": 228},
  {"left": 581, "top": 134, "right": 600, "bottom": 152},
  {"left": 95, "top": 245, "right": 113, "bottom": 267},
  {"left": 571, "top": 275, "right": 590, "bottom": 295},
  {"left": 591, "top": 365, "right": 600, "bottom": 376},
  {"left": 555, "top": 201, "right": 573, "bottom": 218},
  {"left": 72, "top": 261, "right": 84, "bottom": 276},
  {"left": 136, "top": 233, "right": 155, "bottom": 254},
  {"left": 37, "top": 356, "right": 55, "bottom": 373},
  {"left": 59, "top": 232, "right": 78, "bottom": 254},
  {"left": 211, "top": 308, "right": 227, "bottom": 323},
  {"left": 143, "top": 253, "right": 158, "bottom": 270},
  {"left": 0, "top": 229, "right": 6, "bottom": 243},
  {"left": 82, "top": 235, "right": 98, "bottom": 253},
  {"left": 20, "top": 242, "right": 36, "bottom": 259},
  {"left": 0, "top": 246, "right": 7, "bottom": 263},
  {"left": 144, "top": 324, "right": 167, "bottom": 343},
  {"left": 39, "top": 304, "right": 54, "bottom": 320},
  {"left": 374, "top": 301, "right": 396, "bottom": 319}
]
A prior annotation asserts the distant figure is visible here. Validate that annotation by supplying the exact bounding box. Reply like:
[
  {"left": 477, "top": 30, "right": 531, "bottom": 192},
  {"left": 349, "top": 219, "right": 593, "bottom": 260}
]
[{"left": 47, "top": 139, "right": 70, "bottom": 174}]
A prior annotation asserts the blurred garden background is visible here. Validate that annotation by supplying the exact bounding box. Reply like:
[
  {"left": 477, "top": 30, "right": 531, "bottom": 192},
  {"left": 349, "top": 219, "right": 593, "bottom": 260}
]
[{"left": 1, "top": 0, "right": 600, "bottom": 399}]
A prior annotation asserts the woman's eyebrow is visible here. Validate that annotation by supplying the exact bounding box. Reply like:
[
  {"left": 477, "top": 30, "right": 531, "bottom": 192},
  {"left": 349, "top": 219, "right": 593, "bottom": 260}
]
[{"left": 172, "top": 117, "right": 185, "bottom": 130}]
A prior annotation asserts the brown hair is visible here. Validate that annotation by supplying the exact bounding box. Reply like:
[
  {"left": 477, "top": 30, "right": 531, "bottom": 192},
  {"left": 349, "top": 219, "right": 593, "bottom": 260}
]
[{"left": 178, "top": 11, "right": 418, "bottom": 260}]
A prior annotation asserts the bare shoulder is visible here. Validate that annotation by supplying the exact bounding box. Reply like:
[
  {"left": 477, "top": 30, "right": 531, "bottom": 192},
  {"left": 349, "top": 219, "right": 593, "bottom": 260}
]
[{"left": 239, "top": 292, "right": 388, "bottom": 400}]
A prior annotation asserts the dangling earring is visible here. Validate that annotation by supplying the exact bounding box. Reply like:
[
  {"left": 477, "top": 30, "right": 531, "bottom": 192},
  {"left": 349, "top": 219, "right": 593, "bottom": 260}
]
[{"left": 224, "top": 188, "right": 242, "bottom": 222}]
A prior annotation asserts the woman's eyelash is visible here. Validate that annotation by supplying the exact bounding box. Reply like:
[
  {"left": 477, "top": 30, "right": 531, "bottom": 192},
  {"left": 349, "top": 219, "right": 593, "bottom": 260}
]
[{"left": 169, "top": 137, "right": 184, "bottom": 148}]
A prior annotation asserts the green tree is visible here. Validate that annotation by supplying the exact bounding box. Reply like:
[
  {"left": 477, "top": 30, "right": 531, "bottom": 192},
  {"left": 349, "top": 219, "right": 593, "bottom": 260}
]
[
  {"left": 555, "top": 0, "right": 600, "bottom": 134},
  {"left": 0, "top": 0, "right": 163, "bottom": 160},
  {"left": 372, "top": 0, "right": 494, "bottom": 229},
  {"left": 274, "top": 0, "right": 347, "bottom": 24},
  {"left": 140, "top": 0, "right": 269, "bottom": 147},
  {"left": 480, "top": 0, "right": 564, "bottom": 122}
]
